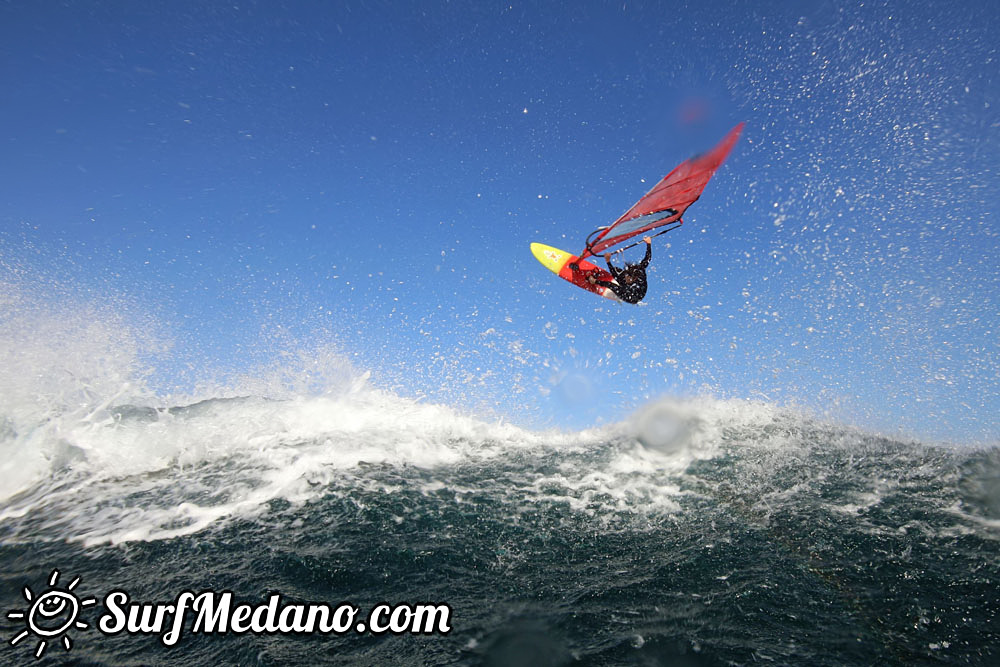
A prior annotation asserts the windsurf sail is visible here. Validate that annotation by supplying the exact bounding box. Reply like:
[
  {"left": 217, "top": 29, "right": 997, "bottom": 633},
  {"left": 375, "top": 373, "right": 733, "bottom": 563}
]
[{"left": 581, "top": 122, "right": 744, "bottom": 259}]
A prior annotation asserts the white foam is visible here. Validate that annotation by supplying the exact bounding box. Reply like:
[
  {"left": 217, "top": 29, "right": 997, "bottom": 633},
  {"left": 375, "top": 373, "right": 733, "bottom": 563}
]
[
  {"left": 5, "top": 278, "right": 985, "bottom": 547},
  {"left": 2, "top": 332, "right": 823, "bottom": 543}
]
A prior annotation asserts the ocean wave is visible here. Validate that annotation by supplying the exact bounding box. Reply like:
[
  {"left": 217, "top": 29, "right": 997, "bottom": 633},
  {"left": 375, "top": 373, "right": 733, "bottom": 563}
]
[{"left": 2, "top": 376, "right": 995, "bottom": 550}]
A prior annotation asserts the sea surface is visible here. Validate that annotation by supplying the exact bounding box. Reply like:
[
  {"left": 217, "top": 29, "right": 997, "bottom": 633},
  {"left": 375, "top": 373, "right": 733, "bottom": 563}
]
[{"left": 1, "top": 378, "right": 998, "bottom": 666}]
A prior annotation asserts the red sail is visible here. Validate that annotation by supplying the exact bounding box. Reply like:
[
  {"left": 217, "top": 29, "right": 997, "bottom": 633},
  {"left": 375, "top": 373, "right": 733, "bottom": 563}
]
[{"left": 582, "top": 122, "right": 744, "bottom": 259}]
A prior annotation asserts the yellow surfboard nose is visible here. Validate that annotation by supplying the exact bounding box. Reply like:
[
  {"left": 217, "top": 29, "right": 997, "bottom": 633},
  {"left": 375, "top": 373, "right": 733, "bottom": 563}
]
[{"left": 530, "top": 242, "right": 571, "bottom": 275}]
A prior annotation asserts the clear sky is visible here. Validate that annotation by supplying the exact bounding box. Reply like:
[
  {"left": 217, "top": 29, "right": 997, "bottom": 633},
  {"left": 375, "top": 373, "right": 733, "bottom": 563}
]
[{"left": 1, "top": 0, "right": 997, "bottom": 444}]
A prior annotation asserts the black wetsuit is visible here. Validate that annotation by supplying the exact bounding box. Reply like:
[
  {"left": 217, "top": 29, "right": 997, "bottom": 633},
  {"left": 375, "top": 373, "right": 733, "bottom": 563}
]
[{"left": 595, "top": 242, "right": 651, "bottom": 304}]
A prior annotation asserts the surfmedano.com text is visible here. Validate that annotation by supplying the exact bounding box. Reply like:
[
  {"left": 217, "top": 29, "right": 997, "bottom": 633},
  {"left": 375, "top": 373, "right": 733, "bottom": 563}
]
[{"left": 98, "top": 590, "right": 452, "bottom": 646}]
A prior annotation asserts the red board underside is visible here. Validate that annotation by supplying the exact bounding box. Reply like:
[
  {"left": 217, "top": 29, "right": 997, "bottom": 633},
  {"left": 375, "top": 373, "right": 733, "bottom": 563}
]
[{"left": 559, "top": 255, "right": 617, "bottom": 298}]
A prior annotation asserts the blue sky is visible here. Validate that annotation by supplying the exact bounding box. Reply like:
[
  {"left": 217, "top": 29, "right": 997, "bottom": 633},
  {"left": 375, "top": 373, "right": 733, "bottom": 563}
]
[{"left": 1, "top": 1, "right": 997, "bottom": 444}]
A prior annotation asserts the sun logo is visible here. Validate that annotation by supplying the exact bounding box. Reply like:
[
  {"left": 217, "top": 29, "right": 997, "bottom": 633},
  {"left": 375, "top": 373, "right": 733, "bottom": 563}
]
[{"left": 7, "top": 569, "right": 97, "bottom": 659}]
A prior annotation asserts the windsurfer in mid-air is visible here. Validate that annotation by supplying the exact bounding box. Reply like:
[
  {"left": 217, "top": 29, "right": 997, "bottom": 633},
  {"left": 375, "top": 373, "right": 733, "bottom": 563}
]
[
  {"left": 531, "top": 123, "right": 743, "bottom": 303},
  {"left": 572, "top": 236, "right": 653, "bottom": 304}
]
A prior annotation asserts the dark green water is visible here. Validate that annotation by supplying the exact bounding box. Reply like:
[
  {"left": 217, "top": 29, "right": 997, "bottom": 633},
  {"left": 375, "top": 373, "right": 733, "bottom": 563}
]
[{"left": 1, "top": 395, "right": 998, "bottom": 665}]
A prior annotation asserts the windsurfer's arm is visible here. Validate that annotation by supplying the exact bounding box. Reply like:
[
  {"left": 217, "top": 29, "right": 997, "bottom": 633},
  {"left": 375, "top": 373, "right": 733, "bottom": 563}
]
[
  {"left": 604, "top": 253, "right": 621, "bottom": 279},
  {"left": 638, "top": 237, "right": 652, "bottom": 268}
]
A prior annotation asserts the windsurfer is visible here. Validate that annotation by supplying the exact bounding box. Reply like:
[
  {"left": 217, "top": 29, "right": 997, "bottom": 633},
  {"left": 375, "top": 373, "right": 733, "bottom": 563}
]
[{"left": 576, "top": 236, "right": 653, "bottom": 304}]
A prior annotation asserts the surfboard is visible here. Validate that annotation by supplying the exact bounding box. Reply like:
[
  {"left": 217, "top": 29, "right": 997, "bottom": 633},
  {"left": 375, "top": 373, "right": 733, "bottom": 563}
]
[{"left": 530, "top": 242, "right": 621, "bottom": 301}]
